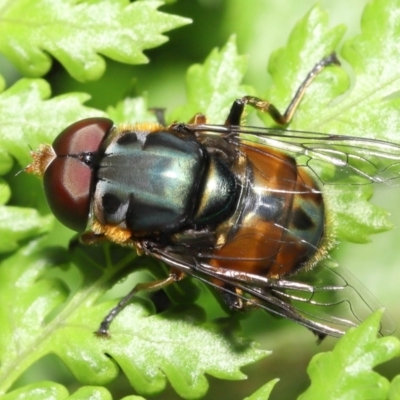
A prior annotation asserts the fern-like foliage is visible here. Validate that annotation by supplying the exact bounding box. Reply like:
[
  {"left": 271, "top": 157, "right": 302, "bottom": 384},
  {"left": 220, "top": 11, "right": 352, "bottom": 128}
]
[
  {"left": 0, "top": 0, "right": 399, "bottom": 399},
  {"left": 0, "top": 0, "right": 190, "bottom": 81}
]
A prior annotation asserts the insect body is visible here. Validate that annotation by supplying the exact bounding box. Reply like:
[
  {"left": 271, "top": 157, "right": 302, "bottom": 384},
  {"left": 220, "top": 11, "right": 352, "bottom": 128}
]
[{"left": 26, "top": 54, "right": 400, "bottom": 338}]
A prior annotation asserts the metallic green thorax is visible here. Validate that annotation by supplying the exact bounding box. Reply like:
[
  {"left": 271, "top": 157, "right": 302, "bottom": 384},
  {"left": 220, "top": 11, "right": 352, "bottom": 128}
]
[{"left": 93, "top": 130, "right": 238, "bottom": 236}]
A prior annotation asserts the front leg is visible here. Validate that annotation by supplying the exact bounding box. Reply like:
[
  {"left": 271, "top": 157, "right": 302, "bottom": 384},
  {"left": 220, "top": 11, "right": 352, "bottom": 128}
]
[
  {"left": 95, "top": 268, "right": 186, "bottom": 337},
  {"left": 225, "top": 53, "right": 340, "bottom": 126}
]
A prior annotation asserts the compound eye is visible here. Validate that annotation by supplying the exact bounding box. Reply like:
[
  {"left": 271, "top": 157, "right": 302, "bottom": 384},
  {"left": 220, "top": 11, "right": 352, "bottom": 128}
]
[{"left": 44, "top": 118, "right": 113, "bottom": 232}]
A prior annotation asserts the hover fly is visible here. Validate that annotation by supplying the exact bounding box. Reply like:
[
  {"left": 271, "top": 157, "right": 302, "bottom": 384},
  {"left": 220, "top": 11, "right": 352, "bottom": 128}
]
[{"left": 26, "top": 53, "right": 400, "bottom": 339}]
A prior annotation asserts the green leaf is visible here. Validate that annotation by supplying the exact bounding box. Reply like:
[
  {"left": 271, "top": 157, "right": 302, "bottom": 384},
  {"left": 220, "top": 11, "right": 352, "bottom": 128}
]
[
  {"left": 68, "top": 386, "right": 113, "bottom": 400},
  {"left": 389, "top": 375, "right": 400, "bottom": 400},
  {"left": 0, "top": 178, "right": 11, "bottom": 205},
  {"left": 244, "top": 379, "right": 279, "bottom": 400},
  {"left": 299, "top": 311, "right": 400, "bottom": 400},
  {"left": 107, "top": 97, "right": 158, "bottom": 125},
  {"left": 0, "top": 206, "right": 53, "bottom": 253},
  {"left": 0, "top": 150, "right": 13, "bottom": 176},
  {"left": 0, "top": 0, "right": 190, "bottom": 82},
  {"left": 0, "top": 73, "right": 5, "bottom": 91},
  {"left": 2, "top": 382, "right": 69, "bottom": 400},
  {"left": 324, "top": 185, "right": 393, "bottom": 243},
  {"left": 0, "top": 243, "right": 70, "bottom": 392},
  {"left": 0, "top": 78, "right": 104, "bottom": 167},
  {"left": 262, "top": 1, "right": 400, "bottom": 242},
  {"left": 0, "top": 78, "right": 101, "bottom": 250},
  {"left": 264, "top": 5, "right": 347, "bottom": 127},
  {"left": 0, "top": 242, "right": 269, "bottom": 398},
  {"left": 332, "top": 0, "right": 400, "bottom": 143},
  {"left": 317, "top": 0, "right": 400, "bottom": 242},
  {"left": 3, "top": 382, "right": 123, "bottom": 400},
  {"left": 170, "top": 36, "right": 254, "bottom": 124}
]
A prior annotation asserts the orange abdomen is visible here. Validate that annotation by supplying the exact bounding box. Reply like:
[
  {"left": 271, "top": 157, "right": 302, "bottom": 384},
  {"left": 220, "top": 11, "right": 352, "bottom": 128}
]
[{"left": 211, "top": 144, "right": 324, "bottom": 279}]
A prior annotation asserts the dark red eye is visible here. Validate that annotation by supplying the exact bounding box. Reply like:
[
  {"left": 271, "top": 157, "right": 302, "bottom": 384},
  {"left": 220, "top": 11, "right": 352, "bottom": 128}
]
[{"left": 44, "top": 118, "right": 113, "bottom": 232}]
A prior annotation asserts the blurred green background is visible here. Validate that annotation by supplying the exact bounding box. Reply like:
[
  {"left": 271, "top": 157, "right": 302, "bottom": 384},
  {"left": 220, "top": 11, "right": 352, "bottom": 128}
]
[{"left": 2, "top": 0, "right": 400, "bottom": 399}]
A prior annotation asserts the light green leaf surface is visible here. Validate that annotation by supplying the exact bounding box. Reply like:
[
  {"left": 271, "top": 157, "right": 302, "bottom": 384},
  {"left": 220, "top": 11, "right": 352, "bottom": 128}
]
[
  {"left": 0, "top": 243, "right": 268, "bottom": 399},
  {"left": 264, "top": 5, "right": 347, "bottom": 126},
  {"left": 261, "top": 1, "right": 400, "bottom": 242},
  {"left": 0, "top": 78, "right": 104, "bottom": 167},
  {"left": 0, "top": 0, "right": 190, "bottom": 82},
  {"left": 68, "top": 387, "right": 113, "bottom": 400},
  {"left": 2, "top": 382, "right": 69, "bottom": 400},
  {"left": 107, "top": 97, "right": 158, "bottom": 125},
  {"left": 244, "top": 379, "right": 279, "bottom": 400},
  {"left": 389, "top": 376, "right": 400, "bottom": 400},
  {"left": 1, "top": 1, "right": 399, "bottom": 399},
  {"left": 2, "top": 382, "right": 140, "bottom": 400},
  {"left": 0, "top": 78, "right": 102, "bottom": 250},
  {"left": 0, "top": 206, "right": 53, "bottom": 252},
  {"left": 299, "top": 311, "right": 400, "bottom": 400},
  {"left": 170, "top": 36, "right": 254, "bottom": 124},
  {"left": 0, "top": 178, "right": 11, "bottom": 205}
]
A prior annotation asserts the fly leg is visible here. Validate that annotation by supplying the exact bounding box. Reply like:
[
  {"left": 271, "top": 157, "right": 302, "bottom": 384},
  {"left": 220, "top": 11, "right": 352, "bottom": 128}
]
[
  {"left": 220, "top": 285, "right": 260, "bottom": 312},
  {"left": 78, "top": 231, "right": 108, "bottom": 245},
  {"left": 95, "top": 269, "right": 185, "bottom": 337},
  {"left": 225, "top": 53, "right": 340, "bottom": 126}
]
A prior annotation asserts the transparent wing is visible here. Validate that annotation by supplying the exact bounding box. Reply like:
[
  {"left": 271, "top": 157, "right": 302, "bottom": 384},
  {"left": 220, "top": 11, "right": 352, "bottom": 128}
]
[
  {"left": 187, "top": 124, "right": 400, "bottom": 186},
  {"left": 157, "top": 123, "right": 397, "bottom": 337},
  {"left": 148, "top": 246, "right": 394, "bottom": 338}
]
